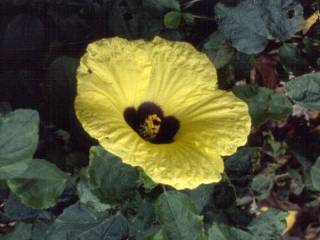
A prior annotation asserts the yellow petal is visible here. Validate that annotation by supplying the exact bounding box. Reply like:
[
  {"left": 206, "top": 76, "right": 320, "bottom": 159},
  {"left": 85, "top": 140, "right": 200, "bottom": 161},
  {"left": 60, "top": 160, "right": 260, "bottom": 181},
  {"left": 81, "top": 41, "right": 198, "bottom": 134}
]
[
  {"left": 105, "top": 138, "right": 224, "bottom": 190},
  {"left": 283, "top": 210, "right": 297, "bottom": 234},
  {"left": 77, "top": 37, "right": 152, "bottom": 109},
  {"left": 84, "top": 112, "right": 224, "bottom": 189},
  {"left": 141, "top": 36, "right": 218, "bottom": 116},
  {"left": 302, "top": 11, "right": 320, "bottom": 34},
  {"left": 176, "top": 89, "right": 251, "bottom": 156},
  {"left": 75, "top": 91, "right": 135, "bottom": 151},
  {"left": 142, "top": 142, "right": 224, "bottom": 190}
]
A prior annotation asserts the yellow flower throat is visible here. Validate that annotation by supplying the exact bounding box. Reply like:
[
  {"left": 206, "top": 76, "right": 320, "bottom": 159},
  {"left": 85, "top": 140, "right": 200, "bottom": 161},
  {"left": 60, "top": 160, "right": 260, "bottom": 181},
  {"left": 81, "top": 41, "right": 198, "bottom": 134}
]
[{"left": 139, "top": 114, "right": 161, "bottom": 140}]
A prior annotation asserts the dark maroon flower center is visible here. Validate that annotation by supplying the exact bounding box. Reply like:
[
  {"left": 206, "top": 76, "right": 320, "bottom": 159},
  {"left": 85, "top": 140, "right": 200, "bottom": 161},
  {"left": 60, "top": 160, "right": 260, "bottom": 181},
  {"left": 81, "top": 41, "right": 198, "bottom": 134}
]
[{"left": 123, "top": 102, "right": 180, "bottom": 144}]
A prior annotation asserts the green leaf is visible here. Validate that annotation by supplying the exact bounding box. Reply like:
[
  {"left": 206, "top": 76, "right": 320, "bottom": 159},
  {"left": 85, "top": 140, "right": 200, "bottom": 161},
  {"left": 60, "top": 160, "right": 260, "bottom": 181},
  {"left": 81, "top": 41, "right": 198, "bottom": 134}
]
[
  {"left": 184, "top": 184, "right": 215, "bottom": 212},
  {"left": 225, "top": 148, "right": 258, "bottom": 199},
  {"left": 74, "top": 214, "right": 128, "bottom": 240},
  {"left": 211, "top": 183, "right": 236, "bottom": 209},
  {"left": 233, "top": 52, "right": 256, "bottom": 80},
  {"left": 233, "top": 85, "right": 292, "bottom": 126},
  {"left": 288, "top": 169, "right": 305, "bottom": 195},
  {"left": 109, "top": 0, "right": 162, "bottom": 39},
  {"left": 88, "top": 146, "right": 140, "bottom": 204},
  {"left": 279, "top": 43, "right": 308, "bottom": 74},
  {"left": 295, "top": 153, "right": 312, "bottom": 171},
  {"left": 0, "top": 110, "right": 39, "bottom": 180},
  {"left": 164, "top": 11, "right": 182, "bottom": 29},
  {"left": 217, "top": 64, "right": 235, "bottom": 90},
  {"left": 156, "top": 191, "right": 206, "bottom": 240},
  {"left": 225, "top": 147, "right": 259, "bottom": 178},
  {"left": 2, "top": 222, "right": 32, "bottom": 240},
  {"left": 203, "top": 31, "right": 235, "bottom": 69},
  {"left": 46, "top": 203, "right": 129, "bottom": 240},
  {"left": 3, "top": 193, "right": 40, "bottom": 220},
  {"left": 77, "top": 168, "right": 111, "bottom": 212},
  {"left": 160, "top": 29, "right": 184, "bottom": 41},
  {"left": 32, "top": 212, "right": 55, "bottom": 240},
  {"left": 265, "top": 132, "right": 287, "bottom": 159},
  {"left": 251, "top": 174, "right": 274, "bottom": 200},
  {"left": 7, "top": 158, "right": 69, "bottom": 209},
  {"left": 302, "top": 37, "right": 320, "bottom": 62},
  {"left": 268, "top": 93, "right": 292, "bottom": 120},
  {"left": 129, "top": 200, "right": 159, "bottom": 239},
  {"left": 215, "top": 0, "right": 303, "bottom": 54},
  {"left": 0, "top": 109, "right": 39, "bottom": 161},
  {"left": 145, "top": 229, "right": 166, "bottom": 240},
  {"left": 208, "top": 223, "right": 256, "bottom": 240},
  {"left": 284, "top": 72, "right": 320, "bottom": 110},
  {"left": 310, "top": 156, "right": 320, "bottom": 191},
  {"left": 0, "top": 158, "right": 33, "bottom": 180},
  {"left": 248, "top": 208, "right": 287, "bottom": 240},
  {"left": 143, "top": 0, "right": 180, "bottom": 16},
  {"left": 182, "top": 13, "right": 195, "bottom": 23},
  {"left": 138, "top": 167, "right": 158, "bottom": 192}
]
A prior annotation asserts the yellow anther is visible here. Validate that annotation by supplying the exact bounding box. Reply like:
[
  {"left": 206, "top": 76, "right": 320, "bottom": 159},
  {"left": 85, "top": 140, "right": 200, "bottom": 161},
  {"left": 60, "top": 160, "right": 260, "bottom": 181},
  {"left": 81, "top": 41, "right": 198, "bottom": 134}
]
[{"left": 139, "top": 114, "right": 161, "bottom": 140}]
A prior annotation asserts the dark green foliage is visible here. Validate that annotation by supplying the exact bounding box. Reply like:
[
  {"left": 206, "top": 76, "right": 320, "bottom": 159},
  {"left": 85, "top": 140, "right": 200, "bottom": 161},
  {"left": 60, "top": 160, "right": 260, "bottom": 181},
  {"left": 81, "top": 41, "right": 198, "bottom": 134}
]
[
  {"left": 128, "top": 200, "right": 159, "bottom": 239},
  {"left": 248, "top": 208, "right": 287, "bottom": 240},
  {"left": 279, "top": 43, "right": 309, "bottom": 75},
  {"left": 250, "top": 174, "right": 274, "bottom": 200},
  {"left": 215, "top": 0, "right": 303, "bottom": 54},
  {"left": 1, "top": 1, "right": 320, "bottom": 239},
  {"left": 0, "top": 110, "right": 39, "bottom": 163},
  {"left": 203, "top": 31, "right": 235, "bottom": 69},
  {"left": 164, "top": 11, "right": 182, "bottom": 29},
  {"left": 285, "top": 72, "right": 320, "bottom": 110},
  {"left": 1, "top": 222, "right": 32, "bottom": 240},
  {"left": 87, "top": 146, "right": 140, "bottom": 204},
  {"left": 233, "top": 85, "right": 292, "bottom": 126},
  {"left": 46, "top": 203, "right": 128, "bottom": 240},
  {"left": 208, "top": 223, "right": 255, "bottom": 240},
  {"left": 311, "top": 157, "right": 320, "bottom": 191},
  {"left": 184, "top": 184, "right": 215, "bottom": 212},
  {"left": 211, "top": 183, "right": 236, "bottom": 209},
  {"left": 0, "top": 110, "right": 69, "bottom": 209},
  {"left": 156, "top": 191, "right": 206, "bottom": 240},
  {"left": 77, "top": 167, "right": 111, "bottom": 212},
  {"left": 3, "top": 193, "right": 40, "bottom": 220},
  {"left": 6, "top": 158, "right": 69, "bottom": 209},
  {"left": 225, "top": 147, "right": 259, "bottom": 189}
]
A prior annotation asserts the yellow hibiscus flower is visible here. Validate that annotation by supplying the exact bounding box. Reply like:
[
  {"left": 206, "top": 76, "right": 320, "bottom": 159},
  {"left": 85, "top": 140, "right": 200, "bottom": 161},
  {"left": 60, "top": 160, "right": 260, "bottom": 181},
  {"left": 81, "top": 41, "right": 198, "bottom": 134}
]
[{"left": 75, "top": 36, "right": 251, "bottom": 190}]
